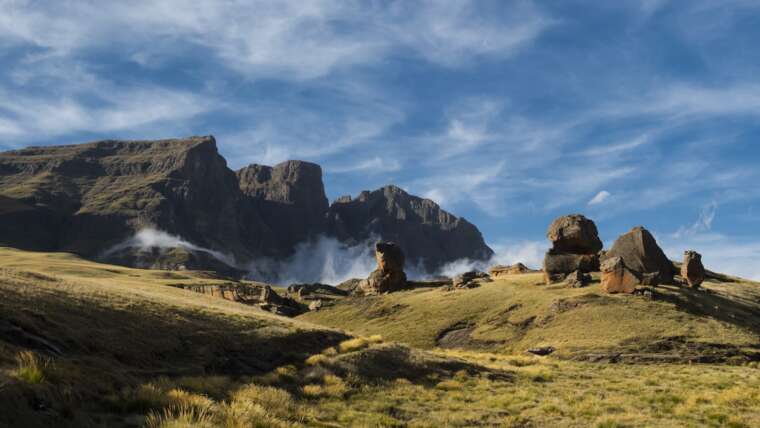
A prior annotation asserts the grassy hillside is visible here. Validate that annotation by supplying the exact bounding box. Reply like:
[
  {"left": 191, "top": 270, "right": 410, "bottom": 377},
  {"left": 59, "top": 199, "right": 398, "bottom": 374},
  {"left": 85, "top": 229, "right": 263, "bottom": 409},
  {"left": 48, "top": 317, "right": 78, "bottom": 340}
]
[
  {"left": 3, "top": 247, "right": 760, "bottom": 427},
  {"left": 300, "top": 273, "right": 760, "bottom": 362}
]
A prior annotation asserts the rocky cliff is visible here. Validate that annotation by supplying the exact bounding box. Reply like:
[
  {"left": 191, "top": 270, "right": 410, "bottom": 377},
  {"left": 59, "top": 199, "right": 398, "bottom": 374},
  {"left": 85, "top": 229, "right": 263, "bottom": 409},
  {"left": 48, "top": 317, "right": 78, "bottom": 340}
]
[
  {"left": 0, "top": 137, "right": 493, "bottom": 276},
  {"left": 327, "top": 185, "right": 493, "bottom": 272}
]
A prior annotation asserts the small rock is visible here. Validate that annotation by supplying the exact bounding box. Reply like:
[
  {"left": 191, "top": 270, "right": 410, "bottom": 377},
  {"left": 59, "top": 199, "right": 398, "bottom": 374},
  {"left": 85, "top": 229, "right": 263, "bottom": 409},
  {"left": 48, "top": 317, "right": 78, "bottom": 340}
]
[
  {"left": 527, "top": 346, "right": 556, "bottom": 356},
  {"left": 452, "top": 270, "right": 491, "bottom": 288},
  {"left": 564, "top": 270, "right": 591, "bottom": 288},
  {"left": 681, "top": 250, "right": 705, "bottom": 288},
  {"left": 308, "top": 300, "right": 323, "bottom": 311}
]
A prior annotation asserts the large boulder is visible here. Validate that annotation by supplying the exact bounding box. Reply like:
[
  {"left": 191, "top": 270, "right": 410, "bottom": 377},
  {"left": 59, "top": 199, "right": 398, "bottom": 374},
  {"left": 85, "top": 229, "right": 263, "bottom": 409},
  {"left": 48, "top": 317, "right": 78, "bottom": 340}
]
[
  {"left": 546, "top": 214, "right": 603, "bottom": 254},
  {"left": 359, "top": 242, "right": 408, "bottom": 294},
  {"left": 681, "top": 250, "right": 705, "bottom": 288},
  {"left": 327, "top": 185, "right": 493, "bottom": 272},
  {"left": 543, "top": 214, "right": 602, "bottom": 284},
  {"left": 604, "top": 226, "right": 674, "bottom": 285},
  {"left": 600, "top": 256, "right": 639, "bottom": 294}
]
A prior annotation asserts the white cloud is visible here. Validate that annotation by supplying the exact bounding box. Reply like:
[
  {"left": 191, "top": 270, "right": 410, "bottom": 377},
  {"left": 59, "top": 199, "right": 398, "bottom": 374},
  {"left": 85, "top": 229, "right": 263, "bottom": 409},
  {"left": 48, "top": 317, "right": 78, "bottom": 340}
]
[
  {"left": 327, "top": 156, "right": 401, "bottom": 174},
  {"left": 588, "top": 190, "right": 611, "bottom": 206},
  {"left": 673, "top": 200, "right": 718, "bottom": 238},
  {"left": 0, "top": 0, "right": 551, "bottom": 79}
]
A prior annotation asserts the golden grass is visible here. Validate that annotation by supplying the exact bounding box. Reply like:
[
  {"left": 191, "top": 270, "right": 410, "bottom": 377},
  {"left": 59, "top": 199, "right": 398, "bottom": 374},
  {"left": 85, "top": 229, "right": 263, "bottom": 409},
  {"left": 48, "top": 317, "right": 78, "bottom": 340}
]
[{"left": 13, "top": 351, "right": 51, "bottom": 384}]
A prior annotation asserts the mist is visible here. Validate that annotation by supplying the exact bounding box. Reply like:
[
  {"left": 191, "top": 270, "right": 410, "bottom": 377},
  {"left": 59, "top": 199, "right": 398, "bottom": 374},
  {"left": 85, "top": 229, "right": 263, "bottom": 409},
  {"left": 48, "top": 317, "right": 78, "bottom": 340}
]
[{"left": 100, "top": 228, "right": 238, "bottom": 268}]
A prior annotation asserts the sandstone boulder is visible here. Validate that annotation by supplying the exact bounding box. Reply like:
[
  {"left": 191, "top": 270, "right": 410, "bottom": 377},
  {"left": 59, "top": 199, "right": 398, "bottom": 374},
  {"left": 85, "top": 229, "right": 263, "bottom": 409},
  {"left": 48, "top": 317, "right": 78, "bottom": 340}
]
[
  {"left": 604, "top": 226, "right": 674, "bottom": 285},
  {"left": 543, "top": 214, "right": 603, "bottom": 284},
  {"left": 600, "top": 256, "right": 639, "bottom": 294},
  {"left": 359, "top": 242, "right": 408, "bottom": 294},
  {"left": 547, "top": 214, "right": 603, "bottom": 254},
  {"left": 681, "top": 250, "right": 705, "bottom": 288}
]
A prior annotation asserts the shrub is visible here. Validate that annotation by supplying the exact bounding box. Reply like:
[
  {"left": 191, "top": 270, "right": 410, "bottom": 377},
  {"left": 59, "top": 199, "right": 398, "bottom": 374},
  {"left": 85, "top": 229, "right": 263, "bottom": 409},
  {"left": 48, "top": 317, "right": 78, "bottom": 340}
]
[
  {"left": 144, "top": 403, "right": 215, "bottom": 428},
  {"left": 14, "top": 351, "right": 51, "bottom": 384}
]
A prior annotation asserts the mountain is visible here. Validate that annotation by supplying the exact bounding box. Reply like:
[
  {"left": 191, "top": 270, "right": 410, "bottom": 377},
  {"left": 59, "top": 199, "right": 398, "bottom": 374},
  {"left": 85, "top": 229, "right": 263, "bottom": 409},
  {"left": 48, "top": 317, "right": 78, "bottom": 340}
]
[
  {"left": 0, "top": 136, "right": 492, "bottom": 276},
  {"left": 327, "top": 185, "right": 493, "bottom": 272}
]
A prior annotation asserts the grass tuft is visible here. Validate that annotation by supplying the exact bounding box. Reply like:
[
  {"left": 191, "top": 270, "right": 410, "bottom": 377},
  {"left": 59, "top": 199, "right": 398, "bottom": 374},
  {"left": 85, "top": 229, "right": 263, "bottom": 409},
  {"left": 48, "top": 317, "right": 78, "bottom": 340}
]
[{"left": 14, "top": 351, "right": 51, "bottom": 384}]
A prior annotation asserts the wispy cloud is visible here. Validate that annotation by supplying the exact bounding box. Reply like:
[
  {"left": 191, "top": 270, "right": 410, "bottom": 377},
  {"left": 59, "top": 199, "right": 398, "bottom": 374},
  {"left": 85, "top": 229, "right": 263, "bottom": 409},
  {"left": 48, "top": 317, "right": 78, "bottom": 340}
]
[{"left": 588, "top": 190, "right": 611, "bottom": 206}]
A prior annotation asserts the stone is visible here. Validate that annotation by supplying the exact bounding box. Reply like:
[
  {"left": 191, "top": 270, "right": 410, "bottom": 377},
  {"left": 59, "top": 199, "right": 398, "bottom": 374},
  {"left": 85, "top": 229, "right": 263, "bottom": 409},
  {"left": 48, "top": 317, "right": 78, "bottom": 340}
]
[
  {"left": 564, "top": 270, "right": 591, "bottom": 288},
  {"left": 527, "top": 346, "right": 556, "bottom": 356},
  {"left": 359, "top": 242, "right": 408, "bottom": 294},
  {"left": 543, "top": 214, "right": 603, "bottom": 284},
  {"left": 604, "top": 226, "right": 674, "bottom": 285},
  {"left": 308, "top": 300, "right": 323, "bottom": 311},
  {"left": 452, "top": 270, "right": 491, "bottom": 288},
  {"left": 543, "top": 251, "right": 600, "bottom": 284},
  {"left": 600, "top": 256, "right": 639, "bottom": 294},
  {"left": 546, "top": 214, "right": 603, "bottom": 254},
  {"left": 681, "top": 250, "right": 705, "bottom": 288},
  {"left": 489, "top": 263, "right": 535, "bottom": 278}
]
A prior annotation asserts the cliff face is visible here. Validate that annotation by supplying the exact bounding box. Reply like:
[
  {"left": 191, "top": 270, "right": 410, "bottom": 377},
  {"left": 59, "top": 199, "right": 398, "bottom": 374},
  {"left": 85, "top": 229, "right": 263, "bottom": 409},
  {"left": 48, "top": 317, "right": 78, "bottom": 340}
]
[
  {"left": 237, "top": 161, "right": 328, "bottom": 257},
  {"left": 327, "top": 185, "right": 494, "bottom": 272},
  {"left": 0, "top": 137, "right": 493, "bottom": 275},
  {"left": 0, "top": 136, "right": 259, "bottom": 261}
]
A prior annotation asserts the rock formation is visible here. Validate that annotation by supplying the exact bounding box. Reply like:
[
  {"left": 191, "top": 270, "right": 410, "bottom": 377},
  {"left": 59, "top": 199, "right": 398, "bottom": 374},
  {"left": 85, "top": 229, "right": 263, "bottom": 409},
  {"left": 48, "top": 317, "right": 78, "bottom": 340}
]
[
  {"left": 0, "top": 137, "right": 494, "bottom": 275},
  {"left": 327, "top": 185, "right": 493, "bottom": 272},
  {"left": 489, "top": 263, "right": 535, "bottom": 278},
  {"left": 603, "top": 226, "right": 674, "bottom": 285},
  {"left": 681, "top": 250, "right": 705, "bottom": 288},
  {"left": 452, "top": 270, "right": 491, "bottom": 288},
  {"left": 543, "top": 214, "right": 602, "bottom": 284},
  {"left": 237, "top": 160, "right": 328, "bottom": 256},
  {"left": 358, "top": 242, "right": 408, "bottom": 294},
  {"left": 564, "top": 270, "right": 591, "bottom": 288},
  {"left": 600, "top": 256, "right": 639, "bottom": 294}
]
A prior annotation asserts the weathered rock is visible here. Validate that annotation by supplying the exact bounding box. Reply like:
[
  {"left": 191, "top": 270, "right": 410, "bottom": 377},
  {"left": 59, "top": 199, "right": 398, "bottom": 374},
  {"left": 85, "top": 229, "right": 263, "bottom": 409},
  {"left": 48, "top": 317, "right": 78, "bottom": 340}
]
[
  {"left": 452, "top": 270, "right": 491, "bottom": 288},
  {"left": 681, "top": 250, "right": 705, "bottom": 288},
  {"left": 543, "top": 251, "right": 600, "bottom": 284},
  {"left": 327, "top": 185, "right": 494, "bottom": 272},
  {"left": 543, "top": 214, "right": 603, "bottom": 284},
  {"left": 564, "top": 270, "right": 591, "bottom": 288},
  {"left": 547, "top": 214, "right": 603, "bottom": 254},
  {"left": 604, "top": 226, "right": 674, "bottom": 285},
  {"left": 600, "top": 256, "right": 639, "bottom": 294},
  {"left": 527, "top": 346, "right": 556, "bottom": 356},
  {"left": 237, "top": 160, "right": 328, "bottom": 257},
  {"left": 489, "top": 263, "right": 535, "bottom": 278},
  {"left": 336, "top": 278, "right": 363, "bottom": 294},
  {"left": 359, "top": 242, "right": 408, "bottom": 294},
  {"left": 286, "top": 283, "right": 348, "bottom": 297}
]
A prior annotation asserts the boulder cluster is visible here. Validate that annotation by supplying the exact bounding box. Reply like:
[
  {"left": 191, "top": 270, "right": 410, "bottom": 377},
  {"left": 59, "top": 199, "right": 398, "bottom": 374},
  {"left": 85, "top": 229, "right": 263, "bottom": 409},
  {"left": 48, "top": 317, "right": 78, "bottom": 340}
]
[{"left": 542, "top": 214, "right": 706, "bottom": 293}]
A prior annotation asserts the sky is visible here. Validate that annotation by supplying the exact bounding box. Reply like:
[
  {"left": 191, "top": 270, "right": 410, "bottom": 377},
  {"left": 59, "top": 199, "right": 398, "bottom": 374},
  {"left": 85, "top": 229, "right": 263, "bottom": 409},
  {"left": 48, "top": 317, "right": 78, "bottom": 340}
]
[{"left": 1, "top": 0, "right": 760, "bottom": 279}]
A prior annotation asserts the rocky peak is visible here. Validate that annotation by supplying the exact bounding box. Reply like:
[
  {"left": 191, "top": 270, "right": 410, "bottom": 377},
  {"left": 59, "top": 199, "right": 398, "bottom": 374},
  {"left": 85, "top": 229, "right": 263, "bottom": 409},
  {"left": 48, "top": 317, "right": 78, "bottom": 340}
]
[
  {"left": 237, "top": 160, "right": 329, "bottom": 256},
  {"left": 327, "top": 185, "right": 493, "bottom": 272}
]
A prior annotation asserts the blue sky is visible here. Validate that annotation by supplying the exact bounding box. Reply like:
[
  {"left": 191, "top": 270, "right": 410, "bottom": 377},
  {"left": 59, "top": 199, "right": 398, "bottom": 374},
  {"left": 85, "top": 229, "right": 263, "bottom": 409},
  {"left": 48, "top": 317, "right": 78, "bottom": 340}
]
[{"left": 1, "top": 0, "right": 760, "bottom": 278}]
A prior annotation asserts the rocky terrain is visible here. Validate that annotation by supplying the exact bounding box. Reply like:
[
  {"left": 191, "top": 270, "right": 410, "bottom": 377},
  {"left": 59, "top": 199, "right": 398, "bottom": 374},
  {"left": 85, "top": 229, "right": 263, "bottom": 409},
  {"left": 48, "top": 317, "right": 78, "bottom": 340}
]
[{"left": 0, "top": 136, "right": 492, "bottom": 275}]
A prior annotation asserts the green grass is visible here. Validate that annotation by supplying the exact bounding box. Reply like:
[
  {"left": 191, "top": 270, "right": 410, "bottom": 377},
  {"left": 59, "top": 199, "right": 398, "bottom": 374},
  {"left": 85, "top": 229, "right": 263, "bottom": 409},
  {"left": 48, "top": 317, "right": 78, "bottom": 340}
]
[
  {"left": 300, "top": 272, "right": 760, "bottom": 359},
  {"left": 2, "top": 247, "right": 760, "bottom": 427}
]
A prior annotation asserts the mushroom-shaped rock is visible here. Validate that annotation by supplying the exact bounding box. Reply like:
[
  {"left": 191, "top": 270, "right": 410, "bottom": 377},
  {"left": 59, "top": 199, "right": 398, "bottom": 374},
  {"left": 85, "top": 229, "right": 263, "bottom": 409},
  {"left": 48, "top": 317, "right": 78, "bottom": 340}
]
[
  {"left": 543, "top": 214, "right": 603, "bottom": 284},
  {"left": 359, "top": 242, "right": 407, "bottom": 294},
  {"left": 681, "top": 250, "right": 705, "bottom": 288},
  {"left": 600, "top": 256, "right": 639, "bottom": 294},
  {"left": 604, "top": 226, "right": 673, "bottom": 285},
  {"left": 547, "top": 214, "right": 603, "bottom": 254}
]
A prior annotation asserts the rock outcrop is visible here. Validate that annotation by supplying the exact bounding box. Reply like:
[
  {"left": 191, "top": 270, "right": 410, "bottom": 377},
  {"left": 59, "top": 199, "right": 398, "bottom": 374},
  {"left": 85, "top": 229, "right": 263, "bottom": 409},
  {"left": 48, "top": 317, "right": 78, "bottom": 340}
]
[
  {"left": 603, "top": 226, "right": 674, "bottom": 285},
  {"left": 681, "top": 250, "right": 705, "bottom": 288},
  {"left": 600, "top": 256, "right": 639, "bottom": 294},
  {"left": 0, "top": 137, "right": 494, "bottom": 275},
  {"left": 327, "top": 185, "right": 493, "bottom": 272},
  {"left": 543, "top": 214, "right": 602, "bottom": 284},
  {"left": 358, "top": 242, "right": 408, "bottom": 294},
  {"left": 489, "top": 263, "right": 535, "bottom": 278},
  {"left": 452, "top": 270, "right": 491, "bottom": 288}
]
